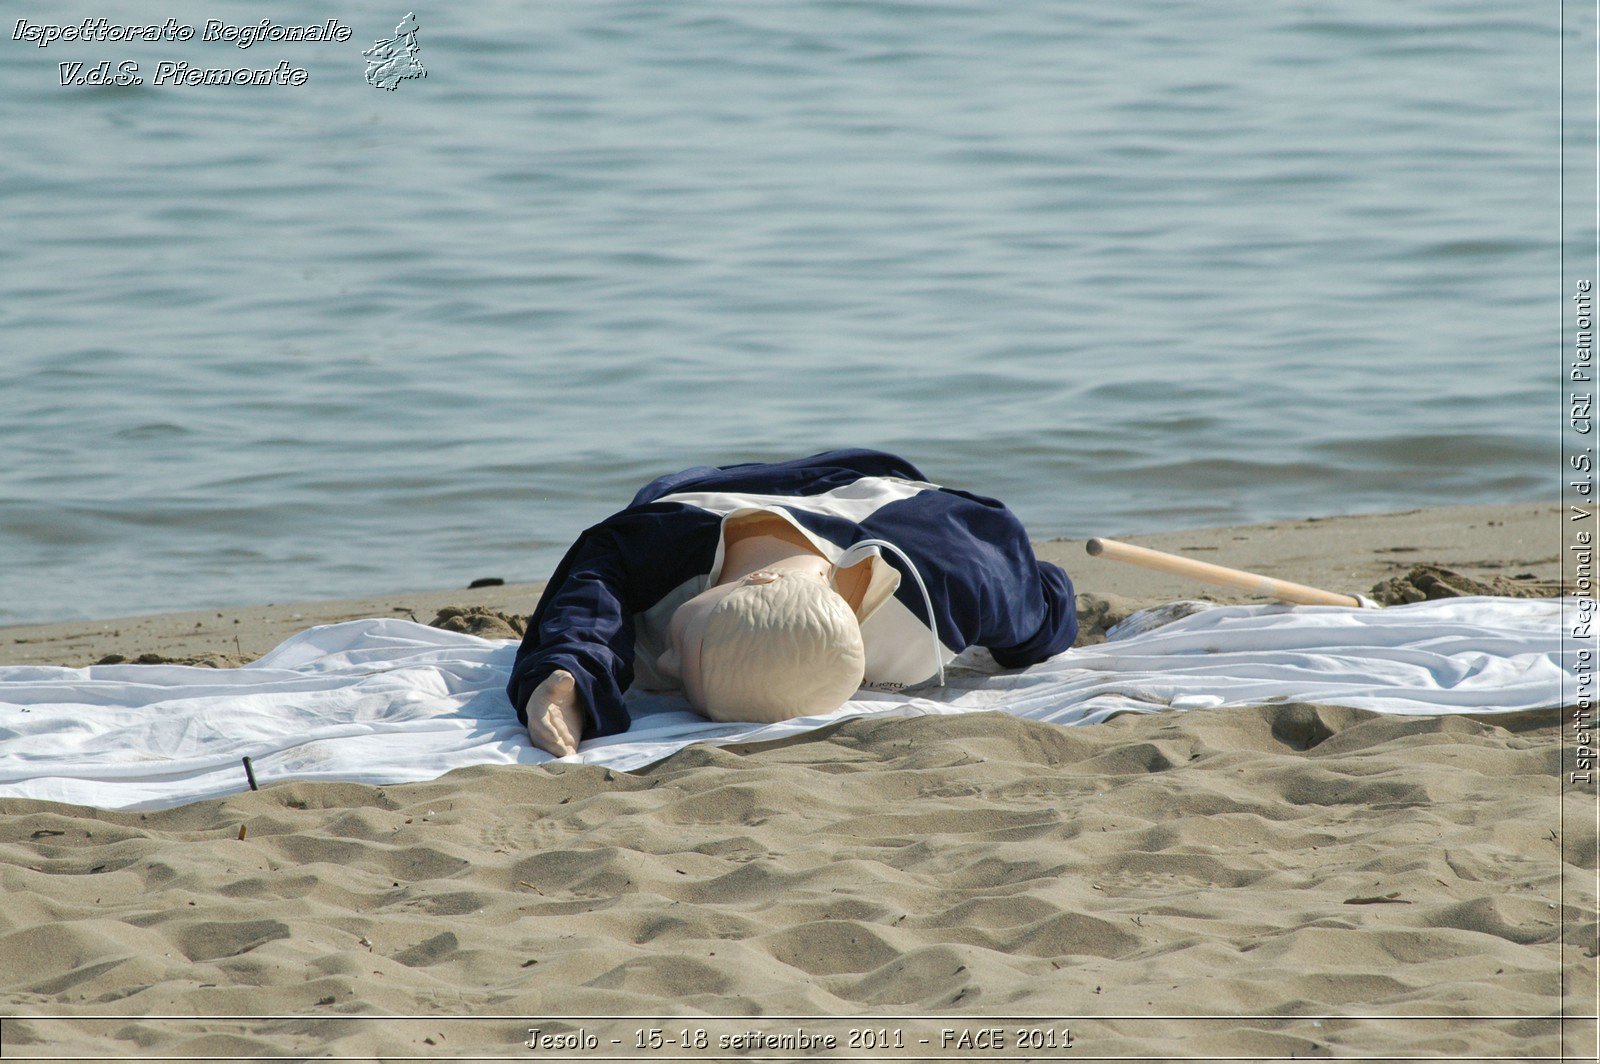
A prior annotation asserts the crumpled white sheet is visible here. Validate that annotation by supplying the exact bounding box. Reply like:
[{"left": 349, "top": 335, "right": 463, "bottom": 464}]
[{"left": 0, "top": 596, "right": 1578, "bottom": 811}]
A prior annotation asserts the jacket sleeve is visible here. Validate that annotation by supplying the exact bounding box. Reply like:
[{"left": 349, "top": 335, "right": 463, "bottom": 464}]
[
  {"left": 985, "top": 559, "right": 1078, "bottom": 668},
  {"left": 936, "top": 487, "right": 1079, "bottom": 668},
  {"left": 507, "top": 508, "right": 712, "bottom": 739}
]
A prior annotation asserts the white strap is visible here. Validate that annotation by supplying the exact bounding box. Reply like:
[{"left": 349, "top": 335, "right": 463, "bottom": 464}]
[{"left": 832, "top": 538, "right": 945, "bottom": 688}]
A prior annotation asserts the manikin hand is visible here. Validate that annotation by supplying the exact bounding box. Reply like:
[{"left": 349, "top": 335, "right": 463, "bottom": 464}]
[{"left": 524, "top": 669, "right": 585, "bottom": 757}]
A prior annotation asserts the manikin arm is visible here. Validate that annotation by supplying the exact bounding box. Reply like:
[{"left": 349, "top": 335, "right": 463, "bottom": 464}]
[{"left": 507, "top": 508, "right": 716, "bottom": 742}]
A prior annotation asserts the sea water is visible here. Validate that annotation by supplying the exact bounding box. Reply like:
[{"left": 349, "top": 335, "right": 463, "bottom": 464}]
[{"left": 0, "top": 0, "right": 1555, "bottom": 624}]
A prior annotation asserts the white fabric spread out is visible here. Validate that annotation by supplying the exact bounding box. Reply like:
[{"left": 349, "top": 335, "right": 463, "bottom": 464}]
[{"left": 0, "top": 596, "right": 1579, "bottom": 811}]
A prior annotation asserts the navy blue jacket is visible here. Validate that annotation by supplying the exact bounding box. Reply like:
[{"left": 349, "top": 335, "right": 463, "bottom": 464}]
[{"left": 508, "top": 449, "right": 1077, "bottom": 738}]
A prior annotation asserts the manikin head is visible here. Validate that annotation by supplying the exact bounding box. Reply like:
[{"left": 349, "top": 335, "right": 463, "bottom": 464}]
[{"left": 657, "top": 559, "right": 866, "bottom": 723}]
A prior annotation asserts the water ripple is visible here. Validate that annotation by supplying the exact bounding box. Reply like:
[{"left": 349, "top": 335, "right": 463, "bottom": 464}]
[{"left": 0, "top": 0, "right": 1555, "bottom": 623}]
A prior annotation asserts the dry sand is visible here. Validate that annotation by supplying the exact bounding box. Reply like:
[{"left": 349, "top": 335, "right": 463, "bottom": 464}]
[{"left": 0, "top": 502, "right": 1594, "bottom": 1060}]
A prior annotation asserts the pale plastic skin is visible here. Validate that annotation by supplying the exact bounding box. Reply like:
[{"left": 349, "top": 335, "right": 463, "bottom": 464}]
[{"left": 523, "top": 514, "right": 869, "bottom": 757}]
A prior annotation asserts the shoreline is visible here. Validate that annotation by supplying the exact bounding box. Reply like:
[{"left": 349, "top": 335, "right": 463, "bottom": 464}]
[
  {"left": 2, "top": 498, "right": 1588, "bottom": 1058},
  {"left": 0, "top": 501, "right": 1564, "bottom": 668}
]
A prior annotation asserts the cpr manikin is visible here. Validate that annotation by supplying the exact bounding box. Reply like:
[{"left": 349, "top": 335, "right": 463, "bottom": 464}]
[
  {"left": 509, "top": 449, "right": 1080, "bottom": 759},
  {"left": 524, "top": 513, "right": 873, "bottom": 757}
]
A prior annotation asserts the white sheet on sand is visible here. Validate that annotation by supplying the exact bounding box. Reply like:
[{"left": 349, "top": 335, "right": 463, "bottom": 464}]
[{"left": 0, "top": 596, "right": 1581, "bottom": 811}]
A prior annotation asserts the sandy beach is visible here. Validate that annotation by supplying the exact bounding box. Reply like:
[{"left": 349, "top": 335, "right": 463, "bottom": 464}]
[{"left": 0, "top": 502, "right": 1593, "bottom": 1060}]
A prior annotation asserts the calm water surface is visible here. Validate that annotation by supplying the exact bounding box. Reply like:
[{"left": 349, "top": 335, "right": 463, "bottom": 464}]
[{"left": 0, "top": 0, "right": 1556, "bottom": 624}]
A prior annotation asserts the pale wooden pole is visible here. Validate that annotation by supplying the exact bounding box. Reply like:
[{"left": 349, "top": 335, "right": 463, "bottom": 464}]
[{"left": 1085, "top": 537, "right": 1364, "bottom": 608}]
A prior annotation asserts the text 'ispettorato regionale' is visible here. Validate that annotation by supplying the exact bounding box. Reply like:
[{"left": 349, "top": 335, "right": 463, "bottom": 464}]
[{"left": 13, "top": 18, "right": 354, "bottom": 87}]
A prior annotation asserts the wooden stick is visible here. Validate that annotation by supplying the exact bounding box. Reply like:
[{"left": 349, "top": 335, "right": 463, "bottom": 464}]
[{"left": 1085, "top": 537, "right": 1364, "bottom": 607}]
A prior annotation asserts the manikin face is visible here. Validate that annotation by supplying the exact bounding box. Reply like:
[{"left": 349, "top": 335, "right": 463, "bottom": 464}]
[{"left": 657, "top": 559, "right": 833, "bottom": 709}]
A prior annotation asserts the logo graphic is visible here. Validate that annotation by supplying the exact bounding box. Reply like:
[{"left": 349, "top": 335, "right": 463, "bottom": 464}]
[{"left": 363, "top": 12, "right": 425, "bottom": 90}]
